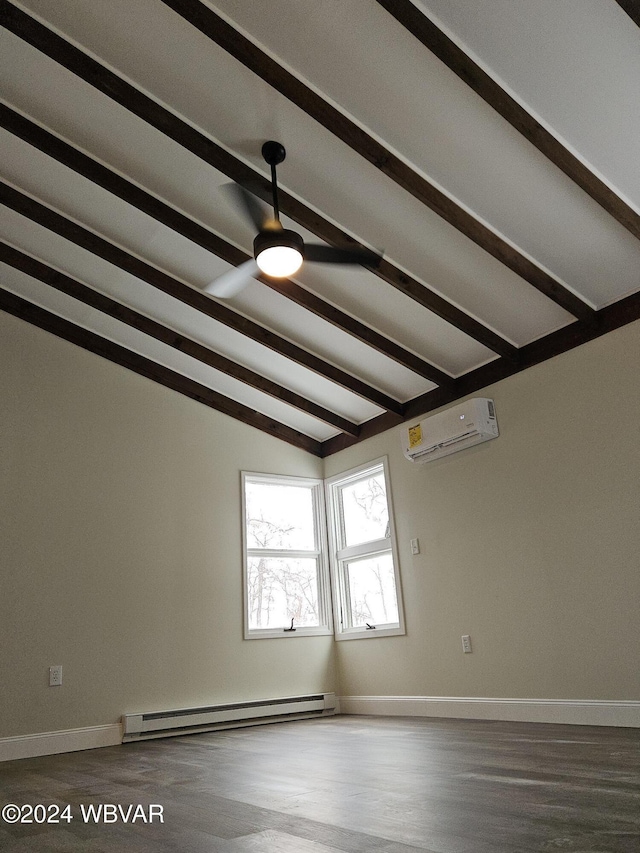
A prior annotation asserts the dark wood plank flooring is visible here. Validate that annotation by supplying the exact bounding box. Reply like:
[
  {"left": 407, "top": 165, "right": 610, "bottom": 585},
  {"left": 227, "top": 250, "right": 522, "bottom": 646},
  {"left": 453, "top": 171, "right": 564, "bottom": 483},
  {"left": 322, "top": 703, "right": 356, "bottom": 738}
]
[{"left": 1, "top": 715, "right": 639, "bottom": 852}]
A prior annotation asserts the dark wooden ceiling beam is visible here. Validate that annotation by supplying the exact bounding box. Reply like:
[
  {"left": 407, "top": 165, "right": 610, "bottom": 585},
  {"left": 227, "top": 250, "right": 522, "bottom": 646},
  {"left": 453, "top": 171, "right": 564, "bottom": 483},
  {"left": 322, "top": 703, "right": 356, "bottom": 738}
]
[
  {"left": 0, "top": 0, "right": 518, "bottom": 360},
  {"left": 616, "top": 0, "right": 640, "bottom": 28},
  {"left": 0, "top": 288, "right": 323, "bottom": 456},
  {"left": 0, "top": 104, "right": 453, "bottom": 387},
  {"left": 323, "top": 292, "right": 640, "bottom": 456},
  {"left": 377, "top": 0, "right": 640, "bottom": 244},
  {"left": 254, "top": 277, "right": 453, "bottom": 385},
  {"left": 0, "top": 180, "right": 402, "bottom": 415},
  {"left": 0, "top": 242, "right": 360, "bottom": 437},
  {"left": 0, "top": 102, "right": 245, "bottom": 264},
  {"left": 254, "top": 186, "right": 517, "bottom": 362},
  {"left": 159, "top": 0, "right": 595, "bottom": 323}
]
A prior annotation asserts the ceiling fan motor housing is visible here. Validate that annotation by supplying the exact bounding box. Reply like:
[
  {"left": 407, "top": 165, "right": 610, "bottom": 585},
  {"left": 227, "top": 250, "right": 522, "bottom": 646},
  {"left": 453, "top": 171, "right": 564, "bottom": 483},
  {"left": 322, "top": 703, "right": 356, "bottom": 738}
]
[{"left": 254, "top": 229, "right": 304, "bottom": 259}]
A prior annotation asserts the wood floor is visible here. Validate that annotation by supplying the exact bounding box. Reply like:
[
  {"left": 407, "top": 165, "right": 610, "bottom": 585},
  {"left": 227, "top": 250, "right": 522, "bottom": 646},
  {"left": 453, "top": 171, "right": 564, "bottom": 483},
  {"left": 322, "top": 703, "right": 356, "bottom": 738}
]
[{"left": 1, "top": 715, "right": 639, "bottom": 852}]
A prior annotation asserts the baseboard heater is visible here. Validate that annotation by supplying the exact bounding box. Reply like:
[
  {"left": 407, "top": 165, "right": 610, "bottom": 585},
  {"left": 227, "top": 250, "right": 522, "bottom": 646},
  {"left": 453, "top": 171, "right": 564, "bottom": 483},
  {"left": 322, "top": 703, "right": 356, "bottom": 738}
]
[{"left": 121, "top": 693, "right": 336, "bottom": 742}]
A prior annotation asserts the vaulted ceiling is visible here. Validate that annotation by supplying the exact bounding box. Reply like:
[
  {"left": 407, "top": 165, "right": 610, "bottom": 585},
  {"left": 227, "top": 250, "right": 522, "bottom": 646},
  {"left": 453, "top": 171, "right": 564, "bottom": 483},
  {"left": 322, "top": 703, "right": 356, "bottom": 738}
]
[{"left": 2, "top": 0, "right": 639, "bottom": 457}]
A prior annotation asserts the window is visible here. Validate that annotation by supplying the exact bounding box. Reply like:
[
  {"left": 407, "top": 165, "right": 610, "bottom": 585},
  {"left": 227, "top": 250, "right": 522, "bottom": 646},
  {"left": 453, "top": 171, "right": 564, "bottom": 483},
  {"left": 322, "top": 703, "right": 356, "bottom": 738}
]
[
  {"left": 242, "top": 460, "right": 404, "bottom": 641},
  {"left": 242, "top": 473, "right": 331, "bottom": 638},
  {"left": 325, "top": 457, "right": 405, "bottom": 639}
]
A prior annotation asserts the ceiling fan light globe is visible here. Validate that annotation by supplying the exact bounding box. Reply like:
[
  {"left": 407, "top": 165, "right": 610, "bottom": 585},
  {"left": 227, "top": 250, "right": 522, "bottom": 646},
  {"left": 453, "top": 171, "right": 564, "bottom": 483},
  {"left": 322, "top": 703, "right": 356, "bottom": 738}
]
[
  {"left": 256, "top": 245, "right": 303, "bottom": 277},
  {"left": 254, "top": 229, "right": 305, "bottom": 278}
]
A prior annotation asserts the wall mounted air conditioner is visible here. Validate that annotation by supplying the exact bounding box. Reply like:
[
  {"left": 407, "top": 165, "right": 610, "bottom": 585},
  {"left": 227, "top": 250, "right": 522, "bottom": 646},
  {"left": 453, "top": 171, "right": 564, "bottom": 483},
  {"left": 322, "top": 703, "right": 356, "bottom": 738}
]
[{"left": 402, "top": 398, "right": 498, "bottom": 463}]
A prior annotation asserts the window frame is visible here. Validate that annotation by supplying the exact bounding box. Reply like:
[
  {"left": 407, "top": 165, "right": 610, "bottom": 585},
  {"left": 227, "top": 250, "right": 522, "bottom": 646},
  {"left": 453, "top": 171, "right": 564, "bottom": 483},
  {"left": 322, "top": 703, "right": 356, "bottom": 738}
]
[
  {"left": 241, "top": 471, "right": 333, "bottom": 639},
  {"left": 325, "top": 456, "right": 405, "bottom": 641}
]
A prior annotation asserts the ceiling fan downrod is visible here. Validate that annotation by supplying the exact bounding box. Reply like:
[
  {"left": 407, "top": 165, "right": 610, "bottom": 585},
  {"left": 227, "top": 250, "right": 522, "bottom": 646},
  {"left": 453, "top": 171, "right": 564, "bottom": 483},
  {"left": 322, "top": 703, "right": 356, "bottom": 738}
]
[
  {"left": 204, "top": 139, "right": 382, "bottom": 297},
  {"left": 261, "top": 140, "right": 286, "bottom": 223}
]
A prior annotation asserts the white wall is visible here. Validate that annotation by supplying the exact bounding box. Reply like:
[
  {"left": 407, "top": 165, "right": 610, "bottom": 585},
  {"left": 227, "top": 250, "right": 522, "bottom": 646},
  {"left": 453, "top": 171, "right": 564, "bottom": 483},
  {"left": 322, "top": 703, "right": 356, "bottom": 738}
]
[
  {"left": 324, "top": 320, "right": 640, "bottom": 704},
  {"left": 0, "top": 311, "right": 335, "bottom": 740}
]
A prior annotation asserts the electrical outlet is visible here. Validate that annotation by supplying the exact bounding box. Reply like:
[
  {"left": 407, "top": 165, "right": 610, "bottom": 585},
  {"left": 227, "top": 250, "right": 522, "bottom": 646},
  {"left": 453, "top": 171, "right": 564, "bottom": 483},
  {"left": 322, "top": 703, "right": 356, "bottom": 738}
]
[
  {"left": 461, "top": 635, "right": 472, "bottom": 654},
  {"left": 49, "top": 665, "right": 63, "bottom": 686},
  {"left": 410, "top": 538, "right": 420, "bottom": 555}
]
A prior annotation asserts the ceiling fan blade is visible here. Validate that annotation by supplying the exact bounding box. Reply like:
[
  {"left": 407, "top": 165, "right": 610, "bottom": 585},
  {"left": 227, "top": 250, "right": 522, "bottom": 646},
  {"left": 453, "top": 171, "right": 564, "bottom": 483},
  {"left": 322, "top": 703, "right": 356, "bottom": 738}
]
[
  {"left": 204, "top": 259, "right": 260, "bottom": 298},
  {"left": 304, "top": 244, "right": 382, "bottom": 268},
  {"left": 222, "top": 183, "right": 278, "bottom": 232}
]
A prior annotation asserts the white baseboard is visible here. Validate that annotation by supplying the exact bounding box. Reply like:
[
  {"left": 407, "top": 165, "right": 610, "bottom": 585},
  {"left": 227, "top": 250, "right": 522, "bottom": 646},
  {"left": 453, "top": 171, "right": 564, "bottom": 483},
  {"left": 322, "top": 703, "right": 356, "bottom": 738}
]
[
  {"left": 338, "top": 696, "right": 640, "bottom": 727},
  {"left": 3, "top": 698, "right": 636, "bottom": 762},
  {"left": 0, "top": 724, "right": 122, "bottom": 762}
]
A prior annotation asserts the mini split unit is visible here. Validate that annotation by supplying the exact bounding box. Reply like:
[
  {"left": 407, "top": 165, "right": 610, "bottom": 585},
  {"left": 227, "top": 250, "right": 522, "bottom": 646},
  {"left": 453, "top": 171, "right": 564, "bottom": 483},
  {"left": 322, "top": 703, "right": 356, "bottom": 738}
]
[{"left": 402, "top": 398, "right": 499, "bottom": 463}]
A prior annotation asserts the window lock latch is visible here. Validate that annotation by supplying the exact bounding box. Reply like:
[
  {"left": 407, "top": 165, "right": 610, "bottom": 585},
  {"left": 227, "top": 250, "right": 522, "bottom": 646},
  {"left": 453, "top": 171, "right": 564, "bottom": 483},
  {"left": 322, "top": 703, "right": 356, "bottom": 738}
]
[
  {"left": 365, "top": 622, "right": 376, "bottom": 630},
  {"left": 284, "top": 618, "right": 297, "bottom": 632}
]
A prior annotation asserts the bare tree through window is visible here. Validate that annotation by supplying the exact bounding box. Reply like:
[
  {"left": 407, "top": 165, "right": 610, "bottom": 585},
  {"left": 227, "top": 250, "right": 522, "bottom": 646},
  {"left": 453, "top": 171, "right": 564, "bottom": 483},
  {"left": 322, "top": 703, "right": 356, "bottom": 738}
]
[
  {"left": 326, "top": 459, "right": 403, "bottom": 636},
  {"left": 243, "top": 476, "right": 326, "bottom": 633}
]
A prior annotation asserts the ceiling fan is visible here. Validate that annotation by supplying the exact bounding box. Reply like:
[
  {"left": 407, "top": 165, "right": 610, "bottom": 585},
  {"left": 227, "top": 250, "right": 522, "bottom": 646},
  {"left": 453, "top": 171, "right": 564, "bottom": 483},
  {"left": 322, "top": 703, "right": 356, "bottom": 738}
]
[{"left": 204, "top": 141, "right": 382, "bottom": 298}]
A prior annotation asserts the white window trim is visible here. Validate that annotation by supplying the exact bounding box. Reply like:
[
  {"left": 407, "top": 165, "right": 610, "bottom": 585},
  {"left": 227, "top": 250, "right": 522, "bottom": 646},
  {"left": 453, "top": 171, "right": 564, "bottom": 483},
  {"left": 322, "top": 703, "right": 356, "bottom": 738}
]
[
  {"left": 325, "top": 456, "right": 406, "bottom": 641},
  {"left": 241, "top": 472, "right": 333, "bottom": 639}
]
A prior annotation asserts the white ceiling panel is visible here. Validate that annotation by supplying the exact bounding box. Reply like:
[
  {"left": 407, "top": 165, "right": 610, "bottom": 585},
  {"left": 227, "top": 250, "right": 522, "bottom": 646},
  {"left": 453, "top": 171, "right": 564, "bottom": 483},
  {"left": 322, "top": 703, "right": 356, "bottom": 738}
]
[
  {"left": 2, "top": 2, "right": 577, "bottom": 340},
  {"left": 418, "top": 0, "right": 640, "bottom": 212},
  {"left": 207, "top": 0, "right": 640, "bottom": 309},
  {"left": 0, "top": 209, "right": 387, "bottom": 425},
  {"left": 2, "top": 0, "right": 639, "bottom": 454}
]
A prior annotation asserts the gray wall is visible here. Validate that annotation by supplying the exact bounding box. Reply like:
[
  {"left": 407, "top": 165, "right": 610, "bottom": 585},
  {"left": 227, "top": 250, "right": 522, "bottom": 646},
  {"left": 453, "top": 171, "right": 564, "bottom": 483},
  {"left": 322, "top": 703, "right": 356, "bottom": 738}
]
[
  {"left": 2, "top": 309, "right": 639, "bottom": 741},
  {"left": 325, "top": 320, "right": 640, "bottom": 702},
  {"left": 1, "top": 311, "right": 334, "bottom": 738}
]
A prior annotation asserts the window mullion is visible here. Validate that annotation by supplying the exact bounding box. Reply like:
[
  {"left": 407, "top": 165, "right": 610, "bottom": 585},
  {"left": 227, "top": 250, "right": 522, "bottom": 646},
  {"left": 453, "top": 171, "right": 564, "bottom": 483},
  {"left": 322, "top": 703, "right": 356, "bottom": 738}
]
[{"left": 339, "top": 559, "right": 353, "bottom": 630}]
